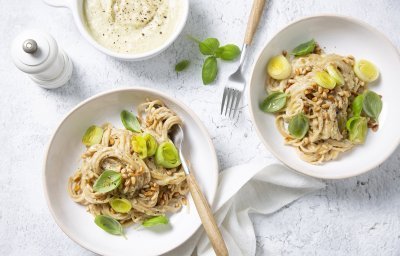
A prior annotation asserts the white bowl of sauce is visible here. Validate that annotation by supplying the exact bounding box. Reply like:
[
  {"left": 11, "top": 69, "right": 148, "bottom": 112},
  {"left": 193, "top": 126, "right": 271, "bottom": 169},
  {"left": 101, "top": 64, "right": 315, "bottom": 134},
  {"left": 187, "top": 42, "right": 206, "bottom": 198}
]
[{"left": 44, "top": 0, "right": 189, "bottom": 61}]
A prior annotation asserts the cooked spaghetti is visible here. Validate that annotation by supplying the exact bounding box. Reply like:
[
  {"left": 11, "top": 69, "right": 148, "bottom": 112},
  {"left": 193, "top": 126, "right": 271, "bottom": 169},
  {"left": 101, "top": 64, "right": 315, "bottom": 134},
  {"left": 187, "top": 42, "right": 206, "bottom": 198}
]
[
  {"left": 266, "top": 43, "right": 381, "bottom": 164},
  {"left": 68, "top": 99, "right": 188, "bottom": 225}
]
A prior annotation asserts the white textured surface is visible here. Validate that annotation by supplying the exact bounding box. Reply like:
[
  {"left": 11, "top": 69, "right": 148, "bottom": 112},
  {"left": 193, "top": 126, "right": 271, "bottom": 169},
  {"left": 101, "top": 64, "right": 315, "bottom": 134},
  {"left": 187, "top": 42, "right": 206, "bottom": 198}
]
[{"left": 0, "top": 0, "right": 399, "bottom": 255}]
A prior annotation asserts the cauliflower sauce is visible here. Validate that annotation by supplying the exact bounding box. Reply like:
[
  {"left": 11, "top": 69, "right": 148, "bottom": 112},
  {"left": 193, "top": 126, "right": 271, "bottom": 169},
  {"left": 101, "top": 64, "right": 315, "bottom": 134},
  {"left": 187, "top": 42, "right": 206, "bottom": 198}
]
[{"left": 84, "top": 0, "right": 183, "bottom": 54}]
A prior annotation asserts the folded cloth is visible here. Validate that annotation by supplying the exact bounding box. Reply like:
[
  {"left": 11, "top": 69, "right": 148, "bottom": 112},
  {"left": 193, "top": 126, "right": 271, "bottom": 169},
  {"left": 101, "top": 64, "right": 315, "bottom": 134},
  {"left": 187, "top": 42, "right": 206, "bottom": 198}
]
[{"left": 164, "top": 159, "right": 325, "bottom": 256}]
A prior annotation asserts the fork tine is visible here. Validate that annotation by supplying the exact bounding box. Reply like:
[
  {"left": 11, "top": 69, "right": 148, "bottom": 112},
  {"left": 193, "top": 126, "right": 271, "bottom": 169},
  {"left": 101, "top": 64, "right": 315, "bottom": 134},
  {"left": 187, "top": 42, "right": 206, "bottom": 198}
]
[
  {"left": 224, "top": 89, "right": 232, "bottom": 116},
  {"left": 228, "top": 90, "right": 238, "bottom": 117},
  {"left": 232, "top": 93, "right": 242, "bottom": 118},
  {"left": 220, "top": 87, "right": 228, "bottom": 115}
]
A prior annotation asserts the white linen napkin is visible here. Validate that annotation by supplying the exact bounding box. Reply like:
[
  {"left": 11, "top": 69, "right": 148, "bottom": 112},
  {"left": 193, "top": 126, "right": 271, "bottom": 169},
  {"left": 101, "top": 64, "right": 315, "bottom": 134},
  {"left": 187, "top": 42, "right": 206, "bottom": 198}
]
[{"left": 164, "top": 159, "right": 325, "bottom": 256}]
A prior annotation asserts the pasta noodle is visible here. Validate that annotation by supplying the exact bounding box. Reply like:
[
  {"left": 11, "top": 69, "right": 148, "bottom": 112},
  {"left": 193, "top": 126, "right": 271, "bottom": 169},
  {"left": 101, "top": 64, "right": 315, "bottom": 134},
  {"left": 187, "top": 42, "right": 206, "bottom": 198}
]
[{"left": 68, "top": 99, "right": 188, "bottom": 225}]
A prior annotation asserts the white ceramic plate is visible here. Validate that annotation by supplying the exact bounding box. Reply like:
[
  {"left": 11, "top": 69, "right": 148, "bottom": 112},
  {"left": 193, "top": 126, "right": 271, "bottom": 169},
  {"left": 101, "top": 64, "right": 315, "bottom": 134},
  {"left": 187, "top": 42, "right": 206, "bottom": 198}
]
[
  {"left": 247, "top": 15, "right": 400, "bottom": 179},
  {"left": 43, "top": 88, "right": 218, "bottom": 255}
]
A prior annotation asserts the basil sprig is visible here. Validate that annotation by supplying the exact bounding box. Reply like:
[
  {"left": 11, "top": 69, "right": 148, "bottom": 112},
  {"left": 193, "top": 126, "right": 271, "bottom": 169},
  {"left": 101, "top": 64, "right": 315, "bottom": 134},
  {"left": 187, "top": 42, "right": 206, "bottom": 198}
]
[
  {"left": 199, "top": 38, "right": 220, "bottom": 55},
  {"left": 175, "top": 60, "right": 190, "bottom": 72},
  {"left": 216, "top": 44, "right": 241, "bottom": 60},
  {"left": 288, "top": 113, "right": 309, "bottom": 139},
  {"left": 142, "top": 215, "right": 169, "bottom": 227},
  {"left": 94, "top": 215, "right": 126, "bottom": 238},
  {"left": 121, "top": 110, "right": 141, "bottom": 132},
  {"left": 188, "top": 36, "right": 241, "bottom": 85},
  {"left": 202, "top": 56, "right": 218, "bottom": 85},
  {"left": 291, "top": 39, "right": 316, "bottom": 56},
  {"left": 93, "top": 170, "right": 122, "bottom": 193},
  {"left": 260, "top": 92, "right": 287, "bottom": 113},
  {"left": 351, "top": 90, "right": 382, "bottom": 121},
  {"left": 362, "top": 90, "right": 382, "bottom": 121}
]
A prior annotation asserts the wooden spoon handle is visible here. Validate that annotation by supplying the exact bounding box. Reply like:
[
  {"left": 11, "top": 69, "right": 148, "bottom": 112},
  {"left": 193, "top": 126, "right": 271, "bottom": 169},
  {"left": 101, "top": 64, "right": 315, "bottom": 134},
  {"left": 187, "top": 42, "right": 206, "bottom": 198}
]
[
  {"left": 244, "top": 0, "right": 266, "bottom": 45},
  {"left": 187, "top": 172, "right": 228, "bottom": 256}
]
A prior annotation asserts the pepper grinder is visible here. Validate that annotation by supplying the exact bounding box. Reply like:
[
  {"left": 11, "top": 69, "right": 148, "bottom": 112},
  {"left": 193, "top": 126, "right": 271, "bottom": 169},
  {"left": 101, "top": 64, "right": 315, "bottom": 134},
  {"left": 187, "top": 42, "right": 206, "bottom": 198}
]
[{"left": 11, "top": 30, "right": 73, "bottom": 89}]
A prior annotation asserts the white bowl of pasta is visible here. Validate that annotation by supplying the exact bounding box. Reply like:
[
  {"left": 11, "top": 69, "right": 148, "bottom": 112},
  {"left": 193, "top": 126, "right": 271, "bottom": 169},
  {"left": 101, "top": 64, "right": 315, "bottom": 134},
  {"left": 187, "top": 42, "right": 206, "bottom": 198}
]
[
  {"left": 247, "top": 15, "right": 400, "bottom": 179},
  {"left": 43, "top": 88, "right": 218, "bottom": 255}
]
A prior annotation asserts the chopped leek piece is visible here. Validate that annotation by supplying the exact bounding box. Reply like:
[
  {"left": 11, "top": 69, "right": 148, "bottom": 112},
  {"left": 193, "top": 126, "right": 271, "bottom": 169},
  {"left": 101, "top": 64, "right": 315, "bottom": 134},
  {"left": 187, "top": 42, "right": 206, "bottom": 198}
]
[
  {"left": 352, "top": 94, "right": 364, "bottom": 117},
  {"left": 82, "top": 125, "right": 104, "bottom": 147},
  {"left": 354, "top": 59, "right": 379, "bottom": 82},
  {"left": 313, "top": 71, "right": 336, "bottom": 89},
  {"left": 267, "top": 55, "right": 292, "bottom": 80},
  {"left": 144, "top": 134, "right": 157, "bottom": 157},
  {"left": 326, "top": 64, "right": 344, "bottom": 85},
  {"left": 346, "top": 116, "right": 368, "bottom": 144},
  {"left": 155, "top": 141, "right": 181, "bottom": 168},
  {"left": 110, "top": 198, "right": 132, "bottom": 213},
  {"left": 131, "top": 135, "right": 147, "bottom": 159}
]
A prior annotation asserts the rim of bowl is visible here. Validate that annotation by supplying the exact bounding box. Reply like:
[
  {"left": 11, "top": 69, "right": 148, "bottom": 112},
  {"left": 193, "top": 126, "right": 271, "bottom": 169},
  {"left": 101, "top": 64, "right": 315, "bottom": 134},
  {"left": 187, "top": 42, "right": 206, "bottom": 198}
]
[
  {"left": 69, "top": 0, "right": 189, "bottom": 61},
  {"left": 42, "top": 87, "right": 219, "bottom": 255},
  {"left": 247, "top": 14, "right": 400, "bottom": 179}
]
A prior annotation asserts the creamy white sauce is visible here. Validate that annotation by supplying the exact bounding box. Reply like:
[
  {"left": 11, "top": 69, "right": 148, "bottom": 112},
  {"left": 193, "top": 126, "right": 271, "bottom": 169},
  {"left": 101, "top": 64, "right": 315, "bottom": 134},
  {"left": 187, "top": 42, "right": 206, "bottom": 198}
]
[{"left": 83, "top": 0, "right": 183, "bottom": 54}]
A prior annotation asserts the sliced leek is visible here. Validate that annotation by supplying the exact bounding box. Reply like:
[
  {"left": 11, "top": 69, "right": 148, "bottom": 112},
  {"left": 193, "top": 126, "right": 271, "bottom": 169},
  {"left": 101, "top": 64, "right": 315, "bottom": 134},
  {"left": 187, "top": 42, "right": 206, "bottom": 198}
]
[
  {"left": 82, "top": 125, "right": 104, "bottom": 147},
  {"left": 267, "top": 55, "right": 292, "bottom": 80},
  {"left": 313, "top": 71, "right": 336, "bottom": 89},
  {"left": 155, "top": 141, "right": 181, "bottom": 168},
  {"left": 326, "top": 65, "right": 344, "bottom": 85},
  {"left": 144, "top": 134, "right": 157, "bottom": 157},
  {"left": 354, "top": 59, "right": 379, "bottom": 82},
  {"left": 110, "top": 198, "right": 132, "bottom": 213},
  {"left": 131, "top": 135, "right": 147, "bottom": 159}
]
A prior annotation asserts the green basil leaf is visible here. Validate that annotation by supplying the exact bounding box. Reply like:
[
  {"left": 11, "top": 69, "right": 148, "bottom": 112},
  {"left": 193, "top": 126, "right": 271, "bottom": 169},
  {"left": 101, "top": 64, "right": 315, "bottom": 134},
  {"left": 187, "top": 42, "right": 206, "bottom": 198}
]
[
  {"left": 121, "top": 110, "right": 141, "bottom": 132},
  {"left": 94, "top": 215, "right": 125, "bottom": 237},
  {"left": 199, "top": 38, "right": 220, "bottom": 55},
  {"left": 93, "top": 170, "right": 122, "bottom": 193},
  {"left": 352, "top": 94, "right": 364, "bottom": 117},
  {"left": 82, "top": 125, "right": 103, "bottom": 146},
  {"left": 175, "top": 60, "right": 190, "bottom": 72},
  {"left": 362, "top": 90, "right": 382, "bottom": 121},
  {"left": 155, "top": 141, "right": 181, "bottom": 168},
  {"left": 288, "top": 113, "right": 309, "bottom": 139},
  {"left": 346, "top": 116, "right": 368, "bottom": 144},
  {"left": 216, "top": 44, "right": 241, "bottom": 60},
  {"left": 142, "top": 215, "right": 169, "bottom": 227},
  {"left": 110, "top": 198, "right": 132, "bottom": 213},
  {"left": 202, "top": 56, "right": 218, "bottom": 85},
  {"left": 291, "top": 39, "right": 316, "bottom": 56},
  {"left": 260, "top": 92, "right": 287, "bottom": 113}
]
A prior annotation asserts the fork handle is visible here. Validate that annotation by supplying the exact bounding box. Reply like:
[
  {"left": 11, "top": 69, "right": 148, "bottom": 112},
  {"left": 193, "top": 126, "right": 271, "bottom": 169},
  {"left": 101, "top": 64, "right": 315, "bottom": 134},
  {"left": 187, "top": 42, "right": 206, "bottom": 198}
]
[
  {"left": 244, "top": 0, "right": 266, "bottom": 45},
  {"left": 187, "top": 172, "right": 229, "bottom": 256}
]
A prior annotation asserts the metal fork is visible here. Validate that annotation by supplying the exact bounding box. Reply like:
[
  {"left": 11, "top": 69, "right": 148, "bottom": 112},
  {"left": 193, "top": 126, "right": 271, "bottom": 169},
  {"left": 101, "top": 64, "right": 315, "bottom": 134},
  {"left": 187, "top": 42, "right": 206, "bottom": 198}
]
[
  {"left": 220, "top": 0, "right": 266, "bottom": 118},
  {"left": 170, "top": 124, "right": 228, "bottom": 256}
]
